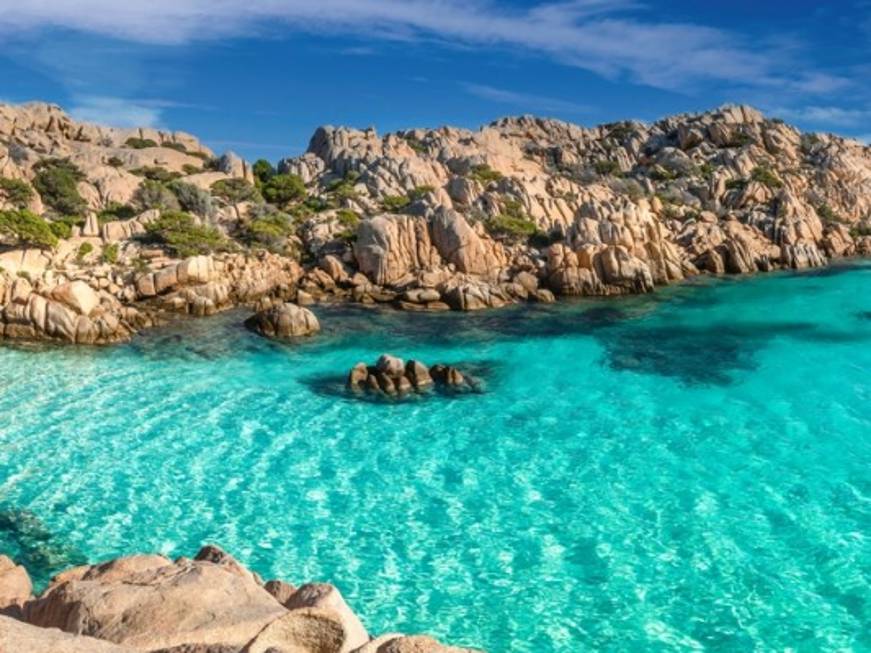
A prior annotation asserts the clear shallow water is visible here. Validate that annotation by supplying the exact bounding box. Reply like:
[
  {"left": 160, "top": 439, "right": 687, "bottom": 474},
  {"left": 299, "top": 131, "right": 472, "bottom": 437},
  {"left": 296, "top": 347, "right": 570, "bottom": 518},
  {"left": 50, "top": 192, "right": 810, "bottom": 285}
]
[{"left": 1, "top": 262, "right": 870, "bottom": 652}]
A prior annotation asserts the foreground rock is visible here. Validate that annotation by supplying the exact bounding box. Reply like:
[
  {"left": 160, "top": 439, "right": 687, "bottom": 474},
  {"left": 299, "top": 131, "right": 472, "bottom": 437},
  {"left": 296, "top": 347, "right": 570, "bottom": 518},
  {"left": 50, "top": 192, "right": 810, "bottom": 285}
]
[
  {"left": 245, "top": 301, "right": 320, "bottom": 339},
  {"left": 0, "top": 544, "right": 478, "bottom": 653},
  {"left": 347, "top": 354, "right": 475, "bottom": 397}
]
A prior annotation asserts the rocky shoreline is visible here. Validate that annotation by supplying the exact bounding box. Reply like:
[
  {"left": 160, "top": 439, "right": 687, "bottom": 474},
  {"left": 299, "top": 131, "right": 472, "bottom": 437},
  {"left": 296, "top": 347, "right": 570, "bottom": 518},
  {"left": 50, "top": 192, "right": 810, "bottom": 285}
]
[
  {"left": 0, "top": 101, "right": 868, "bottom": 346},
  {"left": 0, "top": 545, "right": 477, "bottom": 653}
]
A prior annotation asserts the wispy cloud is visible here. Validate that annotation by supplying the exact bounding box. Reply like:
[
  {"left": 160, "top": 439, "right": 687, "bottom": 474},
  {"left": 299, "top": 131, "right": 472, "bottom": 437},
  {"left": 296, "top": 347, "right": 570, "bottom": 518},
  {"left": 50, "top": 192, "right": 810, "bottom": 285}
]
[
  {"left": 462, "top": 83, "right": 592, "bottom": 114},
  {"left": 0, "top": 0, "right": 836, "bottom": 93},
  {"left": 68, "top": 96, "right": 164, "bottom": 127},
  {"left": 769, "top": 105, "right": 871, "bottom": 127},
  {"left": 67, "top": 96, "right": 212, "bottom": 128}
]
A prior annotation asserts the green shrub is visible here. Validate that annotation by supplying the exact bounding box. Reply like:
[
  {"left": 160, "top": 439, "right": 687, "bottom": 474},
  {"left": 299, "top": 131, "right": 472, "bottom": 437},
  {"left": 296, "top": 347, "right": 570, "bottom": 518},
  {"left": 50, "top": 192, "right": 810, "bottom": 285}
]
[
  {"left": 404, "top": 136, "right": 427, "bottom": 154},
  {"left": 98, "top": 202, "right": 137, "bottom": 223},
  {"left": 242, "top": 212, "right": 295, "bottom": 251},
  {"left": 326, "top": 172, "right": 360, "bottom": 201},
  {"left": 106, "top": 156, "right": 124, "bottom": 168},
  {"left": 181, "top": 163, "right": 202, "bottom": 176},
  {"left": 336, "top": 209, "right": 360, "bottom": 240},
  {"left": 0, "top": 177, "right": 34, "bottom": 208},
  {"left": 303, "top": 196, "right": 331, "bottom": 213},
  {"left": 750, "top": 165, "right": 783, "bottom": 189},
  {"left": 124, "top": 137, "right": 158, "bottom": 149},
  {"left": 849, "top": 224, "right": 871, "bottom": 238},
  {"left": 729, "top": 132, "right": 755, "bottom": 147},
  {"left": 606, "top": 123, "right": 634, "bottom": 141},
  {"left": 261, "top": 173, "right": 306, "bottom": 206},
  {"left": 699, "top": 162, "right": 715, "bottom": 179},
  {"left": 485, "top": 199, "right": 538, "bottom": 240},
  {"left": 408, "top": 185, "right": 435, "bottom": 202},
  {"left": 382, "top": 194, "right": 411, "bottom": 213},
  {"left": 130, "top": 166, "right": 182, "bottom": 183},
  {"left": 252, "top": 159, "right": 276, "bottom": 185},
  {"left": 168, "top": 181, "right": 214, "bottom": 217},
  {"left": 648, "top": 166, "right": 678, "bottom": 182},
  {"left": 134, "top": 180, "right": 181, "bottom": 211},
  {"left": 0, "top": 209, "right": 58, "bottom": 249},
  {"left": 725, "top": 178, "right": 747, "bottom": 191},
  {"left": 47, "top": 215, "right": 84, "bottom": 239},
  {"left": 76, "top": 242, "right": 93, "bottom": 262},
  {"left": 816, "top": 204, "right": 845, "bottom": 225},
  {"left": 144, "top": 210, "right": 226, "bottom": 258},
  {"left": 469, "top": 164, "right": 503, "bottom": 184},
  {"left": 594, "top": 159, "right": 621, "bottom": 176},
  {"left": 102, "top": 242, "right": 119, "bottom": 264},
  {"left": 32, "top": 158, "right": 87, "bottom": 215},
  {"left": 161, "top": 141, "right": 187, "bottom": 153},
  {"left": 211, "top": 178, "right": 261, "bottom": 204}
]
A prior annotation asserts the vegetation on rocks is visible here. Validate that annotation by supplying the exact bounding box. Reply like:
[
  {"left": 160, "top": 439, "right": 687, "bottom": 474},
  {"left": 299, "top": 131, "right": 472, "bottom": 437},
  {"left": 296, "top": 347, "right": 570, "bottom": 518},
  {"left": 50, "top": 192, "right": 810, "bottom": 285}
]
[
  {"left": 253, "top": 159, "right": 276, "bottom": 185},
  {"left": 169, "top": 180, "right": 215, "bottom": 218},
  {"left": 211, "top": 178, "right": 262, "bottom": 205},
  {"left": 261, "top": 173, "right": 306, "bottom": 206},
  {"left": 102, "top": 242, "right": 119, "bottom": 264},
  {"left": 0, "top": 209, "right": 58, "bottom": 249},
  {"left": 32, "top": 158, "right": 87, "bottom": 215},
  {"left": 241, "top": 209, "right": 296, "bottom": 252},
  {"left": 98, "top": 202, "right": 137, "bottom": 223},
  {"left": 131, "top": 166, "right": 182, "bottom": 183},
  {"left": 144, "top": 210, "right": 227, "bottom": 258},
  {"left": 485, "top": 199, "right": 538, "bottom": 240},
  {"left": 469, "top": 163, "right": 503, "bottom": 184},
  {"left": 0, "top": 177, "right": 34, "bottom": 208},
  {"left": 124, "top": 137, "right": 158, "bottom": 149},
  {"left": 134, "top": 180, "right": 180, "bottom": 211},
  {"left": 750, "top": 165, "right": 784, "bottom": 189}
]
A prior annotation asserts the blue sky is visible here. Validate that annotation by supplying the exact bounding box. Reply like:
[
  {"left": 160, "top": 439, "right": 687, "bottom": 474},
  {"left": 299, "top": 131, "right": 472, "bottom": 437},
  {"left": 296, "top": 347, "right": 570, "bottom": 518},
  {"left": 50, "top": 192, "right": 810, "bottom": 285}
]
[{"left": 0, "top": 0, "right": 868, "bottom": 161}]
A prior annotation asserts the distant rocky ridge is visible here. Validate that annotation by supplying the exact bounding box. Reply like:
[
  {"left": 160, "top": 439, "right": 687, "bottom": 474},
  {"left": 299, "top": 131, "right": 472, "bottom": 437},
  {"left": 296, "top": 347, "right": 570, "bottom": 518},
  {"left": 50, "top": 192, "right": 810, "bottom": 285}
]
[
  {"left": 0, "top": 101, "right": 869, "bottom": 344},
  {"left": 0, "top": 545, "right": 475, "bottom": 652}
]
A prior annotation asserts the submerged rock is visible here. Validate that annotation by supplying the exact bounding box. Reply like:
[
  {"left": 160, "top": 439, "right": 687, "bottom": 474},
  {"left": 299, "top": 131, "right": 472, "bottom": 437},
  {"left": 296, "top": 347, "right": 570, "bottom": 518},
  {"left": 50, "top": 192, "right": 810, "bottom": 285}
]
[{"left": 245, "top": 302, "right": 320, "bottom": 339}]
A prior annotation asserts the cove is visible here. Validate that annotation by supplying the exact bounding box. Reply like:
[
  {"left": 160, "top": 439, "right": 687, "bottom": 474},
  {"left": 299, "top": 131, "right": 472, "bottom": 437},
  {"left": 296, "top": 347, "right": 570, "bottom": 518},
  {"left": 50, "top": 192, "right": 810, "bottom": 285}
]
[{"left": 1, "top": 261, "right": 869, "bottom": 652}]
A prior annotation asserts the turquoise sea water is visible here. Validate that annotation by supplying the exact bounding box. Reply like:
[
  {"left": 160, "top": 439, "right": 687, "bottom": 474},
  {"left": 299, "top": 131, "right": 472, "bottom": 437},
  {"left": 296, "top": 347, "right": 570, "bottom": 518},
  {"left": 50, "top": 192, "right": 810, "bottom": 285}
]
[{"left": 1, "top": 262, "right": 870, "bottom": 652}]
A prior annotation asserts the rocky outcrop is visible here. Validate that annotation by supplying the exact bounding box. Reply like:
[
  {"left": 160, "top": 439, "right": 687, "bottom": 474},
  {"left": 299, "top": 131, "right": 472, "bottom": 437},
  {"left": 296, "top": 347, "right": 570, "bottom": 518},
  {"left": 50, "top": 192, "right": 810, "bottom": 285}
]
[
  {"left": 0, "top": 545, "right": 476, "bottom": 653},
  {"left": 245, "top": 301, "right": 320, "bottom": 339},
  {"left": 347, "top": 354, "right": 475, "bottom": 397}
]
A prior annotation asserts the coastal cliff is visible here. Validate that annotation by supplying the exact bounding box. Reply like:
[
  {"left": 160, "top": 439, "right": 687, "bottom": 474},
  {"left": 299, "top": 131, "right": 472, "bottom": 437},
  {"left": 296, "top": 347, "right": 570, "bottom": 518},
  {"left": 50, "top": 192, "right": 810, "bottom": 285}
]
[
  {"left": 0, "top": 545, "right": 475, "bottom": 652},
  {"left": 0, "top": 101, "right": 869, "bottom": 343}
]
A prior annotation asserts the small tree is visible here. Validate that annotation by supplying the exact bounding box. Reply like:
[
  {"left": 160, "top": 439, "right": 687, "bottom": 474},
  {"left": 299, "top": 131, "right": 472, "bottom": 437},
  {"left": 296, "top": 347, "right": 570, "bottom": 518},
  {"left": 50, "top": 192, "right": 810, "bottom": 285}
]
[
  {"left": 0, "top": 177, "right": 35, "bottom": 208},
  {"left": 252, "top": 159, "right": 276, "bottom": 185},
  {"left": 134, "top": 180, "right": 181, "bottom": 212},
  {"left": 0, "top": 209, "right": 58, "bottom": 249},
  {"left": 169, "top": 180, "right": 215, "bottom": 218},
  {"left": 261, "top": 173, "right": 306, "bottom": 206},
  {"left": 32, "top": 158, "right": 87, "bottom": 216},
  {"left": 144, "top": 210, "right": 227, "bottom": 258}
]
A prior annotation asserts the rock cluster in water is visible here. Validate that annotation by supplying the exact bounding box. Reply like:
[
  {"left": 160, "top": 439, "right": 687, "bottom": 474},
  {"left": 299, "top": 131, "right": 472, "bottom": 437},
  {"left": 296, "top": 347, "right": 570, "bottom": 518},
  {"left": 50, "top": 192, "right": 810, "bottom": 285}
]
[
  {"left": 0, "top": 545, "right": 477, "bottom": 652},
  {"left": 1, "top": 101, "right": 870, "bottom": 345},
  {"left": 347, "top": 354, "right": 473, "bottom": 396}
]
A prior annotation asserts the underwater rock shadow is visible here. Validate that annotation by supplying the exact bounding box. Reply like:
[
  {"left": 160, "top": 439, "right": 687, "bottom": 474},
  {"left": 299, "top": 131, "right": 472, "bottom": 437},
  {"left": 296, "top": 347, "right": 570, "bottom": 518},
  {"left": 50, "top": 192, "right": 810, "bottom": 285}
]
[
  {"left": 595, "top": 321, "right": 822, "bottom": 386},
  {"left": 0, "top": 504, "right": 87, "bottom": 588},
  {"left": 300, "top": 359, "right": 499, "bottom": 405}
]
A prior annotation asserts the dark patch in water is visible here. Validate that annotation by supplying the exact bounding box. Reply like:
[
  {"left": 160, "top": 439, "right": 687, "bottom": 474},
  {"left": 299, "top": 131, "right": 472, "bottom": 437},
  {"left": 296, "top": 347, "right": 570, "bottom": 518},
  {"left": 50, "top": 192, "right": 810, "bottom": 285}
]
[
  {"left": 596, "top": 322, "right": 819, "bottom": 386},
  {"left": 856, "top": 311, "right": 871, "bottom": 321},
  {"left": 790, "top": 261, "right": 871, "bottom": 278},
  {"left": 0, "top": 505, "right": 87, "bottom": 587}
]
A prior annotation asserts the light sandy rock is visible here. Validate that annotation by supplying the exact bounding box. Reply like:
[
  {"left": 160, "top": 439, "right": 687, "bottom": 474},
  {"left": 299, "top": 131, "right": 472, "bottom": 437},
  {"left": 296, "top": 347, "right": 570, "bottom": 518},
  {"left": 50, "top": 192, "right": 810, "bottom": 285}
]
[
  {"left": 0, "top": 555, "right": 32, "bottom": 616},
  {"left": 241, "top": 607, "right": 346, "bottom": 653},
  {"left": 0, "top": 615, "right": 136, "bottom": 653},
  {"left": 285, "top": 583, "right": 369, "bottom": 653},
  {"left": 245, "top": 302, "right": 320, "bottom": 339}
]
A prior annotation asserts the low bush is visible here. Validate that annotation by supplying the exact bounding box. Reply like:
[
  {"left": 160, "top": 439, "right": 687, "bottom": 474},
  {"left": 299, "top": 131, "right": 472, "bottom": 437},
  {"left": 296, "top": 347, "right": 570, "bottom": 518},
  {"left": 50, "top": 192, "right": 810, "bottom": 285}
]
[
  {"left": 134, "top": 180, "right": 181, "bottom": 212},
  {"left": 144, "top": 210, "right": 227, "bottom": 258},
  {"left": 0, "top": 209, "right": 58, "bottom": 249},
  {"left": 169, "top": 181, "right": 214, "bottom": 218},
  {"left": 408, "top": 185, "right": 435, "bottom": 202},
  {"left": 47, "top": 215, "right": 84, "bottom": 240},
  {"left": 98, "top": 202, "right": 137, "bottom": 223},
  {"left": 211, "top": 178, "right": 262, "bottom": 205},
  {"left": 32, "top": 158, "right": 87, "bottom": 216},
  {"left": 252, "top": 159, "right": 276, "bottom": 185},
  {"left": 161, "top": 141, "right": 187, "bottom": 153},
  {"left": 485, "top": 199, "right": 538, "bottom": 240},
  {"left": 594, "top": 159, "right": 621, "bottom": 176},
  {"left": 816, "top": 203, "right": 845, "bottom": 225},
  {"left": 242, "top": 211, "right": 295, "bottom": 251},
  {"left": 336, "top": 208, "right": 360, "bottom": 240},
  {"left": 382, "top": 194, "right": 411, "bottom": 213},
  {"left": 469, "top": 164, "right": 503, "bottom": 184},
  {"left": 750, "top": 165, "right": 783, "bottom": 189},
  {"left": 106, "top": 156, "right": 124, "bottom": 168},
  {"left": 76, "top": 242, "right": 93, "bottom": 262},
  {"left": 102, "top": 242, "right": 119, "bottom": 264},
  {"left": 130, "top": 166, "right": 182, "bottom": 183},
  {"left": 261, "top": 173, "right": 306, "bottom": 206},
  {"left": 0, "top": 177, "right": 34, "bottom": 208},
  {"left": 124, "top": 137, "right": 158, "bottom": 149},
  {"left": 182, "top": 163, "right": 202, "bottom": 176}
]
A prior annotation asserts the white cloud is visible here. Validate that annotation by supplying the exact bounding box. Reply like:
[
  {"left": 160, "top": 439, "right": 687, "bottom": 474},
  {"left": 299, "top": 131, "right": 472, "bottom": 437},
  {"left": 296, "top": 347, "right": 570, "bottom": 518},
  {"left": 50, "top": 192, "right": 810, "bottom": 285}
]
[
  {"left": 68, "top": 96, "right": 163, "bottom": 127},
  {"left": 0, "top": 0, "right": 829, "bottom": 93},
  {"left": 462, "top": 83, "right": 592, "bottom": 114},
  {"left": 770, "top": 105, "right": 871, "bottom": 127}
]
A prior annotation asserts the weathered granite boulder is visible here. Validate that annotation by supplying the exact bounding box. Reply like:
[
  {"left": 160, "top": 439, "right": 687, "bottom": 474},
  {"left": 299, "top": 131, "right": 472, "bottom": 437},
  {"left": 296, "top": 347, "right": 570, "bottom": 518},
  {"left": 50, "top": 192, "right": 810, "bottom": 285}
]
[
  {"left": 0, "top": 615, "right": 135, "bottom": 653},
  {"left": 245, "top": 302, "right": 320, "bottom": 339},
  {"left": 347, "top": 355, "right": 473, "bottom": 397},
  {"left": 0, "top": 555, "right": 32, "bottom": 617}
]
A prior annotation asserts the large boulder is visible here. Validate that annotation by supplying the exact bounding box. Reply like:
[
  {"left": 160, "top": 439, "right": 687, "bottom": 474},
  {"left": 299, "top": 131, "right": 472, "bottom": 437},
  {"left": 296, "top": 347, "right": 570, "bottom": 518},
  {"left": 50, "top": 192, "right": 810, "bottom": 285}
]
[
  {"left": 284, "top": 583, "right": 368, "bottom": 653},
  {"left": 0, "top": 555, "right": 32, "bottom": 617},
  {"left": 0, "top": 615, "right": 135, "bottom": 653},
  {"left": 24, "top": 555, "right": 287, "bottom": 651},
  {"left": 245, "top": 303, "right": 320, "bottom": 339}
]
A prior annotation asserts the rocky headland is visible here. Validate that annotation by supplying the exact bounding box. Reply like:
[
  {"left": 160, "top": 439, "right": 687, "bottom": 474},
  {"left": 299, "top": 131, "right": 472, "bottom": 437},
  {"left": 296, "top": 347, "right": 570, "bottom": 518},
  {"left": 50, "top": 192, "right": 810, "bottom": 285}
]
[
  {"left": 0, "top": 545, "right": 476, "bottom": 653},
  {"left": 0, "top": 101, "right": 869, "bottom": 344}
]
